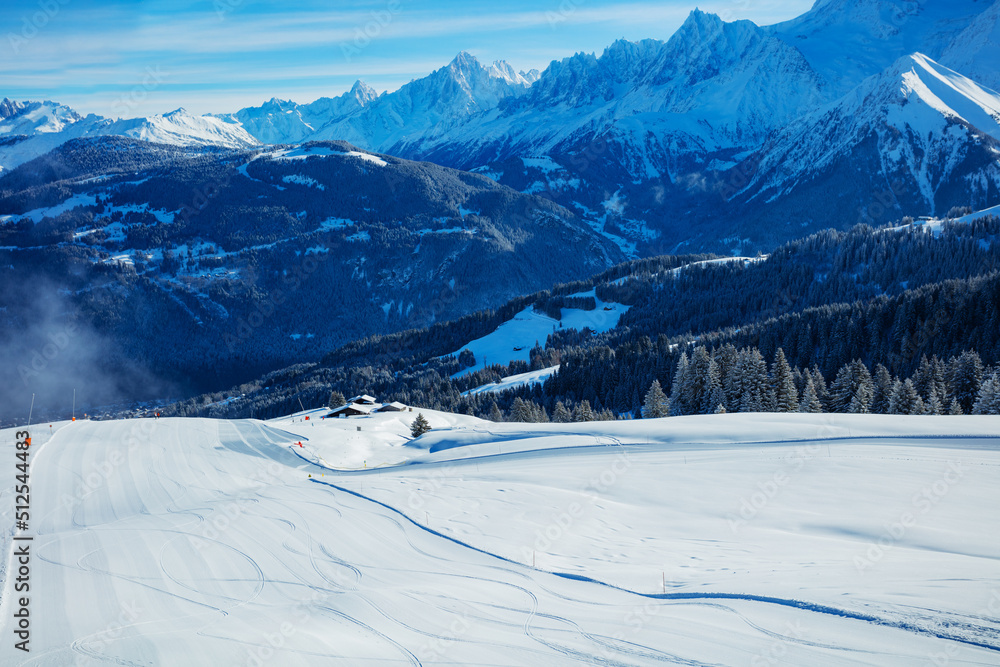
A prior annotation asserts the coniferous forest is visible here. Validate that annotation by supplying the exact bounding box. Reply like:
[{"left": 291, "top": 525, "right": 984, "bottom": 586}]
[{"left": 163, "top": 214, "right": 1000, "bottom": 422}]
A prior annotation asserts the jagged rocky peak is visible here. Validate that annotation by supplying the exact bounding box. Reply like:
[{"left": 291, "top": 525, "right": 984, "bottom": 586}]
[
  {"left": 0, "top": 98, "right": 27, "bottom": 120},
  {"left": 521, "top": 68, "right": 541, "bottom": 84},
  {"left": 349, "top": 80, "right": 379, "bottom": 105}
]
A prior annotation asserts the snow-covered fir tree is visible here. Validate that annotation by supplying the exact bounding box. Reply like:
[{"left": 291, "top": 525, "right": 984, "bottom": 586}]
[
  {"left": 410, "top": 413, "right": 431, "bottom": 437},
  {"left": 642, "top": 379, "right": 670, "bottom": 418},
  {"left": 972, "top": 374, "right": 1000, "bottom": 414},
  {"left": 799, "top": 375, "right": 824, "bottom": 413},
  {"left": 772, "top": 348, "right": 798, "bottom": 412},
  {"left": 552, "top": 401, "right": 572, "bottom": 423}
]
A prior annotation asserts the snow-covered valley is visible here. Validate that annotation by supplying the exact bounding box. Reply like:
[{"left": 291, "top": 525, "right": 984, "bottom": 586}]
[{"left": 1, "top": 412, "right": 997, "bottom": 664}]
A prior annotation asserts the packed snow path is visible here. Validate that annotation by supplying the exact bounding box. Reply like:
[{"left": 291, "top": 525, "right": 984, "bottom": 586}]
[{"left": 0, "top": 415, "right": 998, "bottom": 665}]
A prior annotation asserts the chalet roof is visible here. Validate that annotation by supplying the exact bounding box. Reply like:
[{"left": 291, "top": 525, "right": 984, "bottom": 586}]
[
  {"left": 349, "top": 394, "right": 378, "bottom": 404},
  {"left": 329, "top": 402, "right": 377, "bottom": 415},
  {"left": 377, "top": 401, "right": 407, "bottom": 411}
]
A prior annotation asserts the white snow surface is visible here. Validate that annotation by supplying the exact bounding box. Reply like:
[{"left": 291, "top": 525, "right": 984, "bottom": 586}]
[
  {"left": 462, "top": 365, "right": 561, "bottom": 397},
  {"left": 0, "top": 104, "right": 258, "bottom": 172},
  {"left": 0, "top": 412, "right": 998, "bottom": 665},
  {"left": 447, "top": 294, "right": 627, "bottom": 377}
]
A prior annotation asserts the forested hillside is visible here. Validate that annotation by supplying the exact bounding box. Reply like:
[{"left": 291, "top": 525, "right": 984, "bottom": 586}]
[
  {"left": 0, "top": 137, "right": 623, "bottom": 415},
  {"left": 163, "top": 214, "right": 1000, "bottom": 422}
]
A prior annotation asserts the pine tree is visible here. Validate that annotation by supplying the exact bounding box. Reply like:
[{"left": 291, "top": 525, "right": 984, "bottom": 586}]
[
  {"left": 681, "top": 347, "right": 718, "bottom": 415},
  {"left": 870, "top": 364, "right": 894, "bottom": 414},
  {"left": 642, "top": 379, "right": 670, "bottom": 418},
  {"left": 488, "top": 401, "right": 504, "bottom": 422},
  {"left": 552, "top": 401, "right": 572, "bottom": 423},
  {"left": 799, "top": 375, "right": 824, "bottom": 413},
  {"left": 772, "top": 348, "right": 798, "bottom": 412},
  {"left": 573, "top": 400, "right": 595, "bottom": 422},
  {"left": 913, "top": 355, "right": 934, "bottom": 401},
  {"left": 669, "top": 352, "right": 690, "bottom": 416},
  {"left": 704, "top": 382, "right": 726, "bottom": 416},
  {"left": 830, "top": 360, "right": 873, "bottom": 414},
  {"left": 849, "top": 380, "right": 874, "bottom": 413},
  {"left": 889, "top": 379, "right": 922, "bottom": 415},
  {"left": 972, "top": 374, "right": 1000, "bottom": 415},
  {"left": 410, "top": 413, "right": 431, "bottom": 437},
  {"left": 949, "top": 351, "right": 985, "bottom": 414},
  {"left": 328, "top": 390, "right": 346, "bottom": 408},
  {"left": 811, "top": 368, "right": 830, "bottom": 411},
  {"left": 713, "top": 403, "right": 727, "bottom": 414},
  {"left": 731, "top": 348, "right": 771, "bottom": 412},
  {"left": 510, "top": 397, "right": 534, "bottom": 422},
  {"left": 924, "top": 386, "right": 944, "bottom": 415},
  {"left": 947, "top": 398, "right": 964, "bottom": 415}
]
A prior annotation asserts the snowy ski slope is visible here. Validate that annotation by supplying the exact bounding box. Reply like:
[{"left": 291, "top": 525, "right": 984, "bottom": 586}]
[{"left": 0, "top": 413, "right": 998, "bottom": 665}]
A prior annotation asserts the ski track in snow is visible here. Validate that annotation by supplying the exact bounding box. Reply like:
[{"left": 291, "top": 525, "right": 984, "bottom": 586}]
[
  {"left": 315, "top": 477, "right": 1000, "bottom": 654},
  {"left": 0, "top": 415, "right": 998, "bottom": 665}
]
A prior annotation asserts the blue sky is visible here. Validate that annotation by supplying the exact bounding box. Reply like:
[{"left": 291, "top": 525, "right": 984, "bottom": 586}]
[{"left": 1, "top": 0, "right": 814, "bottom": 118}]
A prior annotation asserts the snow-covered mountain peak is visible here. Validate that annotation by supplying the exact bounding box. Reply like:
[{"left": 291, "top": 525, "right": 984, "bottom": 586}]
[
  {"left": 599, "top": 38, "right": 666, "bottom": 83},
  {"left": 0, "top": 98, "right": 26, "bottom": 120},
  {"left": 349, "top": 79, "right": 379, "bottom": 105},
  {"left": 877, "top": 53, "right": 1000, "bottom": 138},
  {"left": 663, "top": 9, "right": 775, "bottom": 77},
  {"left": 104, "top": 108, "right": 260, "bottom": 149},
  {"left": 781, "top": 0, "right": 919, "bottom": 39},
  {"left": 489, "top": 60, "right": 537, "bottom": 86},
  {"left": 939, "top": 1, "right": 1000, "bottom": 92},
  {"left": 0, "top": 99, "right": 84, "bottom": 135},
  {"left": 741, "top": 52, "right": 1000, "bottom": 216},
  {"left": 770, "top": 0, "right": 993, "bottom": 96}
]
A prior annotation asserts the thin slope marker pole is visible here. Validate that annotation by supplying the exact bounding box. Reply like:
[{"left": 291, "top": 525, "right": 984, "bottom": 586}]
[
  {"left": 72, "top": 388, "right": 76, "bottom": 421},
  {"left": 27, "top": 393, "right": 35, "bottom": 427}
]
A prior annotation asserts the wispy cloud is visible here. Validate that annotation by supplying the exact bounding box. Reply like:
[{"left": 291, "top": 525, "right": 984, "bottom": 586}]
[{"left": 1, "top": 0, "right": 813, "bottom": 116}]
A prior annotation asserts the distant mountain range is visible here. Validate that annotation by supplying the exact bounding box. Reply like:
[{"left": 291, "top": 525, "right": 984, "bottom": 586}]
[{"left": 2, "top": 0, "right": 998, "bottom": 253}]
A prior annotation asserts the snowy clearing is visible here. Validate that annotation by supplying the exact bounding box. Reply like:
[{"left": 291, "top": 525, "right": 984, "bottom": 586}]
[
  {"left": 0, "top": 413, "right": 997, "bottom": 665},
  {"left": 447, "top": 294, "right": 627, "bottom": 377},
  {"left": 462, "top": 366, "right": 561, "bottom": 397}
]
